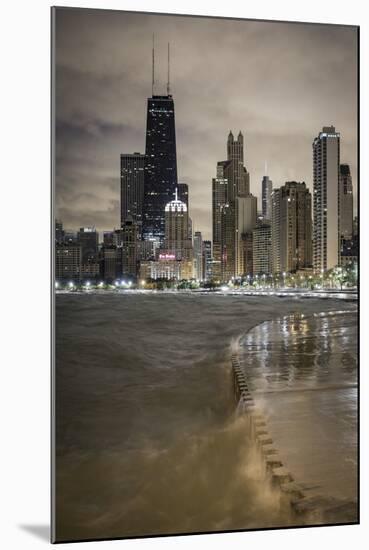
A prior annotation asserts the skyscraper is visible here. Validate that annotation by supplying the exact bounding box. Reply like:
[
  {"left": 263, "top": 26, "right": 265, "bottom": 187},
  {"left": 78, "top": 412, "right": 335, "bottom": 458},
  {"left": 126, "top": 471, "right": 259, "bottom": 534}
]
[
  {"left": 193, "top": 231, "right": 203, "bottom": 281},
  {"left": 220, "top": 202, "right": 235, "bottom": 282},
  {"left": 120, "top": 153, "right": 146, "bottom": 238},
  {"left": 212, "top": 131, "right": 251, "bottom": 282},
  {"left": 202, "top": 240, "right": 212, "bottom": 281},
  {"left": 164, "top": 189, "right": 190, "bottom": 260},
  {"left": 55, "top": 243, "right": 81, "bottom": 282},
  {"left": 99, "top": 246, "right": 121, "bottom": 283},
  {"left": 64, "top": 230, "right": 78, "bottom": 244},
  {"left": 142, "top": 188, "right": 193, "bottom": 281},
  {"left": 262, "top": 175, "right": 273, "bottom": 221},
  {"left": 77, "top": 226, "right": 99, "bottom": 281},
  {"left": 78, "top": 227, "right": 98, "bottom": 264},
  {"left": 271, "top": 182, "right": 312, "bottom": 274},
  {"left": 103, "top": 231, "right": 115, "bottom": 247},
  {"left": 313, "top": 126, "right": 340, "bottom": 271},
  {"left": 177, "top": 183, "right": 189, "bottom": 207},
  {"left": 142, "top": 93, "right": 178, "bottom": 246},
  {"left": 271, "top": 190, "right": 281, "bottom": 273},
  {"left": 353, "top": 216, "right": 358, "bottom": 238},
  {"left": 239, "top": 233, "right": 254, "bottom": 277},
  {"left": 212, "top": 165, "right": 228, "bottom": 281},
  {"left": 339, "top": 164, "right": 353, "bottom": 240},
  {"left": 227, "top": 131, "right": 250, "bottom": 197},
  {"left": 188, "top": 216, "right": 193, "bottom": 241},
  {"left": 236, "top": 194, "right": 257, "bottom": 276},
  {"left": 253, "top": 224, "right": 272, "bottom": 275},
  {"left": 121, "top": 217, "right": 138, "bottom": 280}
]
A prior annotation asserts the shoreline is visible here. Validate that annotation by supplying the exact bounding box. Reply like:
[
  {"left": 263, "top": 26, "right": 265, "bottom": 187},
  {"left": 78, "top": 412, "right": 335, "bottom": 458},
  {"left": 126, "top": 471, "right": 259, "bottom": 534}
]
[
  {"left": 55, "top": 288, "right": 358, "bottom": 301},
  {"left": 232, "top": 309, "right": 358, "bottom": 525}
]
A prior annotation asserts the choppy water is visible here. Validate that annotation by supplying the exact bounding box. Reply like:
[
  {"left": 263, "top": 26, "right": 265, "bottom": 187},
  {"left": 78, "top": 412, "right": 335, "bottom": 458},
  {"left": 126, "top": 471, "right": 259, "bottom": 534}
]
[{"left": 54, "top": 292, "right": 357, "bottom": 541}]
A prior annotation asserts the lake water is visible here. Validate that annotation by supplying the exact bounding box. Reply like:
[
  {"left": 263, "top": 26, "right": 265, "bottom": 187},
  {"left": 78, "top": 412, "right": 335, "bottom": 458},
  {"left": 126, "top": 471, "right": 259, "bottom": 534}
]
[{"left": 54, "top": 292, "right": 357, "bottom": 541}]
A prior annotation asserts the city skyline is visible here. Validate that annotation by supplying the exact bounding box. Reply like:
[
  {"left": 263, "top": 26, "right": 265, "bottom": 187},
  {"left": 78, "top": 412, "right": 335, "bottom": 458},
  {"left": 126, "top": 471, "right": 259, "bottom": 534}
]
[
  {"left": 55, "top": 8, "right": 358, "bottom": 241},
  {"left": 52, "top": 9, "right": 359, "bottom": 542}
]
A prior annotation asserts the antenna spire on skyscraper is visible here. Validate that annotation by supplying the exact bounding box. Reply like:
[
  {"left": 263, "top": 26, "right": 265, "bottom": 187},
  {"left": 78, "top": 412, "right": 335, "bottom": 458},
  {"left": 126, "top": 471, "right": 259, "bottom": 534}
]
[
  {"left": 167, "top": 43, "right": 171, "bottom": 95},
  {"left": 265, "top": 160, "right": 268, "bottom": 176},
  {"left": 152, "top": 33, "right": 155, "bottom": 96}
]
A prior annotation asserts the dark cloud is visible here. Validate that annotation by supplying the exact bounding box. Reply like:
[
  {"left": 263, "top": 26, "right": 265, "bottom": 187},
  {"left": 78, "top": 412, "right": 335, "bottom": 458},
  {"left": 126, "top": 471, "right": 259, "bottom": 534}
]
[{"left": 54, "top": 8, "right": 358, "bottom": 239}]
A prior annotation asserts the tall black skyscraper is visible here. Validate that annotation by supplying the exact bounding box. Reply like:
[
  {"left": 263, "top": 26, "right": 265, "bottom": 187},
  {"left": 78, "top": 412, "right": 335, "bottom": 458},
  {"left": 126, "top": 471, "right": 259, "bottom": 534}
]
[
  {"left": 142, "top": 94, "right": 178, "bottom": 245},
  {"left": 177, "top": 182, "right": 189, "bottom": 207},
  {"left": 142, "top": 42, "right": 178, "bottom": 247}
]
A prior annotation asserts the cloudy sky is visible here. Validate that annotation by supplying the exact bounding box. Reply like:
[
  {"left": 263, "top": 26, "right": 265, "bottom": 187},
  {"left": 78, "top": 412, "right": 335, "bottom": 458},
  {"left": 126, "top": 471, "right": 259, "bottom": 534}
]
[{"left": 54, "top": 8, "right": 358, "bottom": 240}]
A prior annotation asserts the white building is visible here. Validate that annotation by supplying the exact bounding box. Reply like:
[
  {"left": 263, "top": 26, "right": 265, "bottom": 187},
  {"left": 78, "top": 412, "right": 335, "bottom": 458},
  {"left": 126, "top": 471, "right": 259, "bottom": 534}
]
[{"left": 313, "top": 126, "right": 340, "bottom": 271}]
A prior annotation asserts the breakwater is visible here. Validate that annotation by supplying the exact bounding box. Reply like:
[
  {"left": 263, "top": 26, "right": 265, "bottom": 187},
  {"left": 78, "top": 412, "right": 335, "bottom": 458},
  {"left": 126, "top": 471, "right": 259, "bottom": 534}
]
[{"left": 232, "top": 310, "right": 358, "bottom": 525}]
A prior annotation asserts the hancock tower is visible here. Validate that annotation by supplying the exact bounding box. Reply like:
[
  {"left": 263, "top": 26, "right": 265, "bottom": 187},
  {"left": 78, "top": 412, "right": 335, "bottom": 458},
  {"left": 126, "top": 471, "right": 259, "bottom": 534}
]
[{"left": 142, "top": 41, "right": 178, "bottom": 247}]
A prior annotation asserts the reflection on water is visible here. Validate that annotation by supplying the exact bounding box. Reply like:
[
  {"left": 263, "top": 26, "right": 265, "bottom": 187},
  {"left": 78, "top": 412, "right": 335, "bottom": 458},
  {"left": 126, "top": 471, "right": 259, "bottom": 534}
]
[
  {"left": 240, "top": 311, "right": 357, "bottom": 390},
  {"left": 239, "top": 311, "right": 358, "bottom": 513},
  {"left": 54, "top": 294, "right": 357, "bottom": 541}
]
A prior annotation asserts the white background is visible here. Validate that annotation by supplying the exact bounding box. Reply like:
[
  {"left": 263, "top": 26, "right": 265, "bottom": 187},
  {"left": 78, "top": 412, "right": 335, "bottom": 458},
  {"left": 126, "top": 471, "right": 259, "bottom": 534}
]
[{"left": 1, "top": 0, "right": 367, "bottom": 548}]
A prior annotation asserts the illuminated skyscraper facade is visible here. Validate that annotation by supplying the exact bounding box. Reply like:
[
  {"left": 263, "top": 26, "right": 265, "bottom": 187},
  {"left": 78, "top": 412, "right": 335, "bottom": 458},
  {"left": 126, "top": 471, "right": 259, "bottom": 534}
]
[
  {"left": 120, "top": 153, "right": 146, "bottom": 238},
  {"left": 212, "top": 131, "right": 251, "bottom": 281},
  {"left": 253, "top": 224, "right": 272, "bottom": 275},
  {"left": 164, "top": 190, "right": 189, "bottom": 260},
  {"left": 202, "top": 240, "right": 213, "bottom": 281},
  {"left": 212, "top": 164, "right": 229, "bottom": 280},
  {"left": 177, "top": 182, "right": 189, "bottom": 207},
  {"left": 313, "top": 126, "right": 340, "bottom": 271},
  {"left": 339, "top": 164, "right": 353, "bottom": 240},
  {"left": 262, "top": 175, "right": 273, "bottom": 221},
  {"left": 236, "top": 194, "right": 257, "bottom": 276},
  {"left": 121, "top": 217, "right": 138, "bottom": 280},
  {"left": 272, "top": 181, "right": 312, "bottom": 274}
]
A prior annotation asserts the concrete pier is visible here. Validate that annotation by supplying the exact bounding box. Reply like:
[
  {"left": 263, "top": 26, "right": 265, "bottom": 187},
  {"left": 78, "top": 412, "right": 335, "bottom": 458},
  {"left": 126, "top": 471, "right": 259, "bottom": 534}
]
[{"left": 233, "top": 309, "right": 358, "bottom": 524}]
